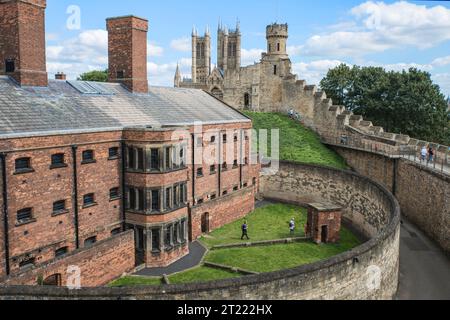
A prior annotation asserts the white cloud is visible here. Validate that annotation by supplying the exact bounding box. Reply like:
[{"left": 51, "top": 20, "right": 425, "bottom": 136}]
[
  {"left": 300, "top": 1, "right": 450, "bottom": 58},
  {"left": 432, "top": 73, "right": 450, "bottom": 97},
  {"left": 292, "top": 60, "right": 345, "bottom": 85},
  {"left": 432, "top": 56, "right": 450, "bottom": 67},
  {"left": 148, "top": 58, "right": 191, "bottom": 87},
  {"left": 241, "top": 48, "right": 264, "bottom": 65},
  {"left": 170, "top": 37, "right": 191, "bottom": 52},
  {"left": 148, "top": 43, "right": 164, "bottom": 57}
]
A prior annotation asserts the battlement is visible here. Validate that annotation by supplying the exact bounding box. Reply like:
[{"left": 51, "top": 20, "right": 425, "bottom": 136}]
[{"left": 266, "top": 23, "right": 288, "bottom": 38}]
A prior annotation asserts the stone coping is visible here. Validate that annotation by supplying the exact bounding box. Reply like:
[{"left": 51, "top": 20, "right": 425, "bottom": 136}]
[
  {"left": 0, "top": 161, "right": 400, "bottom": 298},
  {"left": 210, "top": 237, "right": 310, "bottom": 250}
]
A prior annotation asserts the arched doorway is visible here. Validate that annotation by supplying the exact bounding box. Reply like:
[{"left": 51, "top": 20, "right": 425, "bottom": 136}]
[
  {"left": 43, "top": 274, "right": 62, "bottom": 286},
  {"left": 211, "top": 87, "right": 223, "bottom": 100},
  {"left": 201, "top": 213, "right": 210, "bottom": 234},
  {"left": 244, "top": 93, "right": 251, "bottom": 109}
]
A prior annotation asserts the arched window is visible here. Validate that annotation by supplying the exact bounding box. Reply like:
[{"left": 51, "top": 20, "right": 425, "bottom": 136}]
[
  {"left": 277, "top": 43, "right": 280, "bottom": 51},
  {"left": 244, "top": 93, "right": 250, "bottom": 108}
]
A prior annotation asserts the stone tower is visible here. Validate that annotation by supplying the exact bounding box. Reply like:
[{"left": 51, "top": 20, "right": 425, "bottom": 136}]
[
  {"left": 217, "top": 21, "right": 241, "bottom": 73},
  {"left": 191, "top": 27, "right": 211, "bottom": 84},
  {"left": 266, "top": 23, "right": 289, "bottom": 58},
  {"left": 106, "top": 15, "right": 149, "bottom": 94},
  {"left": 0, "top": 0, "right": 48, "bottom": 87}
]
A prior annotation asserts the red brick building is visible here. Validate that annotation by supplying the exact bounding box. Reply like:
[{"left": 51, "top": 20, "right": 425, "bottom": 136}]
[{"left": 0, "top": 0, "right": 259, "bottom": 286}]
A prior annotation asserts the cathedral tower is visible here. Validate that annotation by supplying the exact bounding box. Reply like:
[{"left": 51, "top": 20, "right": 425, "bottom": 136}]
[
  {"left": 191, "top": 27, "right": 211, "bottom": 84},
  {"left": 217, "top": 21, "right": 241, "bottom": 73}
]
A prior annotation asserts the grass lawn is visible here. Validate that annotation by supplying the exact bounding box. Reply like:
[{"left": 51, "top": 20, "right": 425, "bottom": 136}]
[
  {"left": 205, "top": 228, "right": 361, "bottom": 273},
  {"left": 169, "top": 266, "right": 240, "bottom": 284},
  {"left": 243, "top": 111, "right": 347, "bottom": 169},
  {"left": 109, "top": 276, "right": 163, "bottom": 287},
  {"left": 200, "top": 203, "right": 307, "bottom": 248}
]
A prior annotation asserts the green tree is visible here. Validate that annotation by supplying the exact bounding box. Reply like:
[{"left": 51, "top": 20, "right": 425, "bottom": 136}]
[
  {"left": 320, "top": 66, "right": 449, "bottom": 145},
  {"left": 77, "top": 69, "right": 108, "bottom": 82}
]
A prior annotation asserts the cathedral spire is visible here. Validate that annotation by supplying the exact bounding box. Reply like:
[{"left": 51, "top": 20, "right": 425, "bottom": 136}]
[{"left": 174, "top": 62, "right": 181, "bottom": 87}]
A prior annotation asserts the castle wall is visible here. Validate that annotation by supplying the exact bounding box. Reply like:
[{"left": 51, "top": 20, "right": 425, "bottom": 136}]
[{"left": 0, "top": 155, "right": 5, "bottom": 278}]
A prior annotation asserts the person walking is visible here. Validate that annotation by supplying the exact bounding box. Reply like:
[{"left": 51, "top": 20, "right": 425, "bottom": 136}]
[
  {"left": 241, "top": 220, "right": 249, "bottom": 240},
  {"left": 427, "top": 146, "right": 435, "bottom": 164},
  {"left": 289, "top": 218, "right": 296, "bottom": 235},
  {"left": 421, "top": 146, "right": 427, "bottom": 162}
]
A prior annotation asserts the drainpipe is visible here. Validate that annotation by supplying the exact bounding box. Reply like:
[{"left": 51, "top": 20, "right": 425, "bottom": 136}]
[
  {"left": 191, "top": 134, "right": 196, "bottom": 204},
  {"left": 0, "top": 153, "right": 10, "bottom": 275},
  {"left": 239, "top": 130, "right": 243, "bottom": 188},
  {"left": 218, "top": 132, "right": 222, "bottom": 196},
  {"left": 120, "top": 141, "right": 127, "bottom": 231},
  {"left": 392, "top": 158, "right": 398, "bottom": 197},
  {"left": 71, "top": 145, "right": 80, "bottom": 249}
]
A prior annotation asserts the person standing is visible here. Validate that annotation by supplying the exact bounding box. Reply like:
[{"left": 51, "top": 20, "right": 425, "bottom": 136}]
[
  {"left": 421, "top": 146, "right": 427, "bottom": 162},
  {"left": 241, "top": 220, "right": 249, "bottom": 240},
  {"left": 428, "top": 146, "right": 435, "bottom": 164},
  {"left": 289, "top": 218, "right": 296, "bottom": 235}
]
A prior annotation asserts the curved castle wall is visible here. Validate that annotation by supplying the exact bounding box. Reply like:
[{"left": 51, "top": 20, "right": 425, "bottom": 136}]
[{"left": 0, "top": 162, "right": 400, "bottom": 300}]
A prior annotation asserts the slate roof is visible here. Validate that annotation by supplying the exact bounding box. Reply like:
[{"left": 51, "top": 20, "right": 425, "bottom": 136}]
[{"left": 0, "top": 76, "right": 250, "bottom": 139}]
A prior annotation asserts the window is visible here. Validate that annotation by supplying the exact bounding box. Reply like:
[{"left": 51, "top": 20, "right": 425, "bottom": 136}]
[
  {"left": 210, "top": 136, "right": 216, "bottom": 143},
  {"left": 55, "top": 247, "right": 68, "bottom": 258},
  {"left": 165, "top": 226, "right": 173, "bottom": 249},
  {"left": 180, "top": 220, "right": 186, "bottom": 242},
  {"left": 127, "top": 147, "right": 135, "bottom": 169},
  {"left": 222, "top": 162, "right": 228, "bottom": 171},
  {"left": 83, "top": 193, "right": 95, "bottom": 207},
  {"left": 19, "top": 257, "right": 35, "bottom": 269},
  {"left": 210, "top": 165, "right": 216, "bottom": 174},
  {"left": 109, "top": 147, "right": 119, "bottom": 159},
  {"left": 274, "top": 65, "right": 277, "bottom": 75},
  {"left": 17, "top": 208, "right": 33, "bottom": 224},
  {"left": 111, "top": 228, "right": 121, "bottom": 236},
  {"left": 165, "top": 147, "right": 171, "bottom": 169},
  {"left": 253, "top": 177, "right": 257, "bottom": 186},
  {"left": 222, "top": 190, "right": 228, "bottom": 196},
  {"left": 277, "top": 42, "right": 280, "bottom": 51},
  {"left": 136, "top": 227, "right": 144, "bottom": 250},
  {"left": 197, "top": 198, "right": 204, "bottom": 205},
  {"left": 138, "top": 189, "right": 145, "bottom": 211},
  {"left": 51, "top": 154, "right": 65, "bottom": 168},
  {"left": 210, "top": 193, "right": 217, "bottom": 200},
  {"left": 244, "top": 93, "right": 250, "bottom": 107},
  {"left": 129, "top": 188, "right": 136, "bottom": 210},
  {"left": 84, "top": 236, "right": 97, "bottom": 247},
  {"left": 197, "top": 168, "right": 204, "bottom": 177},
  {"left": 52, "top": 200, "right": 66, "bottom": 214},
  {"left": 165, "top": 187, "right": 172, "bottom": 209},
  {"left": 15, "top": 157, "right": 32, "bottom": 173},
  {"left": 223, "top": 134, "right": 227, "bottom": 143},
  {"left": 116, "top": 70, "right": 124, "bottom": 79},
  {"left": 234, "top": 135, "right": 238, "bottom": 142},
  {"left": 150, "top": 149, "right": 160, "bottom": 171},
  {"left": 244, "top": 157, "right": 249, "bottom": 166},
  {"left": 110, "top": 188, "right": 120, "bottom": 200},
  {"left": 179, "top": 148, "right": 185, "bottom": 167},
  {"left": 174, "top": 222, "right": 179, "bottom": 243},
  {"left": 180, "top": 184, "right": 187, "bottom": 204},
  {"left": 268, "top": 44, "right": 272, "bottom": 52},
  {"left": 233, "top": 186, "right": 239, "bottom": 192},
  {"left": 137, "top": 148, "right": 144, "bottom": 171},
  {"left": 5, "top": 59, "right": 15, "bottom": 73},
  {"left": 233, "top": 160, "right": 238, "bottom": 168},
  {"left": 151, "top": 229, "right": 161, "bottom": 252},
  {"left": 243, "top": 183, "right": 248, "bottom": 188},
  {"left": 151, "top": 190, "right": 160, "bottom": 212},
  {"left": 197, "top": 137, "right": 203, "bottom": 147},
  {"left": 82, "top": 150, "right": 95, "bottom": 163},
  {"left": 173, "top": 186, "right": 179, "bottom": 207}
]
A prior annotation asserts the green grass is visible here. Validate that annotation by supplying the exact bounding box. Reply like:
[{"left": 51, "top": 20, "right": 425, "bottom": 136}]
[
  {"left": 200, "top": 204, "right": 307, "bottom": 248},
  {"left": 169, "top": 266, "right": 240, "bottom": 284},
  {"left": 243, "top": 111, "right": 347, "bottom": 169},
  {"left": 109, "top": 276, "right": 163, "bottom": 287}
]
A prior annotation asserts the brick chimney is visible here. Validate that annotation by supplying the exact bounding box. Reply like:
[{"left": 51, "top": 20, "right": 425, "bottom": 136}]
[
  {"left": 55, "top": 72, "right": 66, "bottom": 80},
  {"left": 0, "top": 0, "right": 48, "bottom": 87},
  {"left": 106, "top": 15, "right": 148, "bottom": 94}
]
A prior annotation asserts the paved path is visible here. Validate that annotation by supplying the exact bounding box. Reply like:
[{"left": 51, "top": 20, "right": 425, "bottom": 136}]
[
  {"left": 134, "top": 241, "right": 207, "bottom": 277},
  {"left": 397, "top": 216, "right": 450, "bottom": 300}
]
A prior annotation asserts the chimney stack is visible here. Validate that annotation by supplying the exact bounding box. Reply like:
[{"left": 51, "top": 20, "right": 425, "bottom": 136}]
[
  {"left": 106, "top": 15, "right": 149, "bottom": 94},
  {"left": 55, "top": 72, "right": 66, "bottom": 80},
  {"left": 0, "top": 0, "right": 48, "bottom": 87}
]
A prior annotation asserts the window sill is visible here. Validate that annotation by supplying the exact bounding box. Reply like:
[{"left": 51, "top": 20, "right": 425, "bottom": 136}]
[
  {"left": 210, "top": 172, "right": 217, "bottom": 175},
  {"left": 81, "top": 160, "right": 96, "bottom": 165},
  {"left": 109, "top": 197, "right": 121, "bottom": 202},
  {"left": 16, "top": 218, "right": 37, "bottom": 227},
  {"left": 196, "top": 175, "right": 204, "bottom": 179},
  {"left": 14, "top": 169, "right": 35, "bottom": 175},
  {"left": 108, "top": 156, "right": 119, "bottom": 161},
  {"left": 51, "top": 209, "right": 69, "bottom": 217},
  {"left": 151, "top": 250, "right": 161, "bottom": 256},
  {"left": 50, "top": 164, "right": 68, "bottom": 170},
  {"left": 82, "top": 203, "right": 98, "bottom": 209}
]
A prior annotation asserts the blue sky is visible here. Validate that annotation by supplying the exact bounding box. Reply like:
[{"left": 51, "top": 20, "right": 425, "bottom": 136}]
[{"left": 45, "top": 0, "right": 450, "bottom": 96}]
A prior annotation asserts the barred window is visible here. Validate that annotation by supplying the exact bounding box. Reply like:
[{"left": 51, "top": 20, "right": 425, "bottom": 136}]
[
  {"left": 17, "top": 208, "right": 33, "bottom": 224},
  {"left": 15, "top": 157, "right": 31, "bottom": 172},
  {"left": 53, "top": 200, "right": 66, "bottom": 214}
]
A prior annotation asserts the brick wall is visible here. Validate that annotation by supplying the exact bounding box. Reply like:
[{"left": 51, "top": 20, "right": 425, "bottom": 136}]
[
  {"left": 190, "top": 187, "right": 255, "bottom": 240},
  {"left": 0, "top": 155, "right": 5, "bottom": 278},
  {"left": 2, "top": 230, "right": 135, "bottom": 287}
]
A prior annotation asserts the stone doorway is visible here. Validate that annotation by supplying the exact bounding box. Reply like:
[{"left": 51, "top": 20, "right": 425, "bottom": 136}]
[
  {"left": 321, "top": 225, "right": 328, "bottom": 243},
  {"left": 43, "top": 274, "right": 62, "bottom": 286},
  {"left": 201, "top": 213, "right": 210, "bottom": 234}
]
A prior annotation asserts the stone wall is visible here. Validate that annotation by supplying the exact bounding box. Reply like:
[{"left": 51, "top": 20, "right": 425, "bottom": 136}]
[
  {"left": 1, "top": 230, "right": 135, "bottom": 287},
  {"left": 330, "top": 145, "right": 449, "bottom": 252},
  {"left": 0, "top": 162, "right": 400, "bottom": 300}
]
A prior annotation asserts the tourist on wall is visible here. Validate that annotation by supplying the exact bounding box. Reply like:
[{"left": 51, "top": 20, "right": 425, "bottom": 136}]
[
  {"left": 241, "top": 220, "right": 250, "bottom": 240},
  {"left": 421, "top": 146, "right": 428, "bottom": 162},
  {"left": 428, "top": 146, "right": 435, "bottom": 164},
  {"left": 289, "top": 218, "right": 296, "bottom": 235}
]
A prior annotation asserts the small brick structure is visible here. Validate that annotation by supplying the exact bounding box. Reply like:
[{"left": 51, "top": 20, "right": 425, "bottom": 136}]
[{"left": 306, "top": 202, "right": 342, "bottom": 244}]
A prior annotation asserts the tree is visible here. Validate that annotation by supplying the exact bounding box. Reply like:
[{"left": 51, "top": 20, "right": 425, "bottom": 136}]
[
  {"left": 77, "top": 69, "right": 108, "bottom": 82},
  {"left": 320, "top": 65, "right": 449, "bottom": 145}
]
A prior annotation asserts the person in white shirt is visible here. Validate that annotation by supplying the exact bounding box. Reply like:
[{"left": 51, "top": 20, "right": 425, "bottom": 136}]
[{"left": 421, "top": 146, "right": 427, "bottom": 162}]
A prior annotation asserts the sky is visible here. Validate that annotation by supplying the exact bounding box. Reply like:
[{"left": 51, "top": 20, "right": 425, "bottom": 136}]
[{"left": 45, "top": 0, "right": 450, "bottom": 97}]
